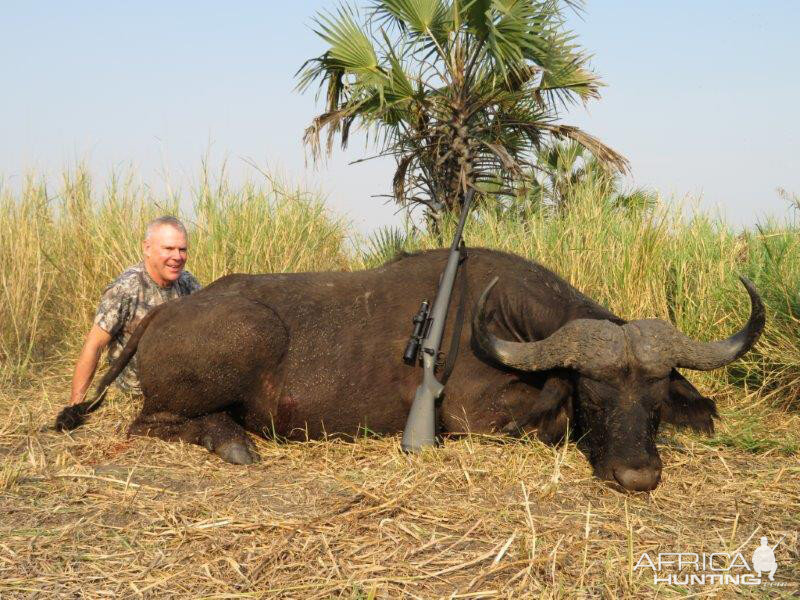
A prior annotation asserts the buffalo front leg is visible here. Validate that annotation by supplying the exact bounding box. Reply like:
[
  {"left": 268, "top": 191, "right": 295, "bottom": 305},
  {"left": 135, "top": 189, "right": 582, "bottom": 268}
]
[{"left": 128, "top": 411, "right": 256, "bottom": 465}]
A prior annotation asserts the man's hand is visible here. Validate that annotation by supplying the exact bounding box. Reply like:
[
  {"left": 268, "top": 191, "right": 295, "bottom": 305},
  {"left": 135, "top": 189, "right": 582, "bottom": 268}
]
[{"left": 69, "top": 324, "right": 112, "bottom": 406}]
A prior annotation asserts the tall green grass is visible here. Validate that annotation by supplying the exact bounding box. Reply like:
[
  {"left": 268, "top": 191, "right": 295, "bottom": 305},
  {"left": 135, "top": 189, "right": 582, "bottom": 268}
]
[
  {"left": 2, "top": 168, "right": 799, "bottom": 408},
  {"left": 0, "top": 167, "right": 349, "bottom": 384}
]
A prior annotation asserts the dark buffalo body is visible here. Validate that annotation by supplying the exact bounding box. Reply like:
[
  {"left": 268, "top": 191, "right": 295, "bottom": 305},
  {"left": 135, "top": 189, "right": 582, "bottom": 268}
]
[
  {"left": 57, "top": 248, "right": 764, "bottom": 491},
  {"left": 138, "top": 248, "right": 604, "bottom": 439}
]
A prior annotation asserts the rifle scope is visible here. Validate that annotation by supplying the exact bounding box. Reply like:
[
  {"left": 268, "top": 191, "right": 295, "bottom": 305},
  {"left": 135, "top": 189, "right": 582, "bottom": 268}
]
[{"left": 403, "top": 300, "right": 430, "bottom": 365}]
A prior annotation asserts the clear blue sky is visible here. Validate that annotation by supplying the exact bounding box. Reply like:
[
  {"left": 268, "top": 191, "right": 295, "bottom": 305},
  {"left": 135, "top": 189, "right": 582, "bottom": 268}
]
[{"left": 2, "top": 1, "right": 798, "bottom": 232}]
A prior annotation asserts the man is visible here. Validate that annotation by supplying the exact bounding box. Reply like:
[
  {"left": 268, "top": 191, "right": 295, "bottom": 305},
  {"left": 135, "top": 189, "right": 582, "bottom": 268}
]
[{"left": 68, "top": 216, "right": 201, "bottom": 405}]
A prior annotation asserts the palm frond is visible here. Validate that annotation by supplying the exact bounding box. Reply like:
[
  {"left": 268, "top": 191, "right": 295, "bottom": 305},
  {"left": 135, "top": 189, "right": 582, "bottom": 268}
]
[
  {"left": 462, "top": 0, "right": 492, "bottom": 40},
  {"left": 373, "top": 0, "right": 451, "bottom": 42},
  {"left": 537, "top": 123, "right": 629, "bottom": 174},
  {"left": 303, "top": 108, "right": 352, "bottom": 158},
  {"left": 381, "top": 31, "right": 418, "bottom": 105},
  {"left": 360, "top": 225, "right": 416, "bottom": 267},
  {"left": 481, "top": 140, "right": 524, "bottom": 175},
  {"left": 392, "top": 155, "right": 413, "bottom": 202},
  {"left": 485, "top": 1, "right": 538, "bottom": 79},
  {"left": 313, "top": 6, "right": 382, "bottom": 75}
]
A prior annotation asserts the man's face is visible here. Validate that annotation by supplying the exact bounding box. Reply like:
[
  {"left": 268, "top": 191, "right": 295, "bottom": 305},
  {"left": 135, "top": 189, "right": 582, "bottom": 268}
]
[{"left": 142, "top": 225, "right": 188, "bottom": 286}]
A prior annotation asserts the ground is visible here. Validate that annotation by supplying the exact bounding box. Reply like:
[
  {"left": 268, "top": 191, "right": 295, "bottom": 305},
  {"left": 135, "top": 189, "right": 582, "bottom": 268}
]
[{"left": 0, "top": 384, "right": 798, "bottom": 599}]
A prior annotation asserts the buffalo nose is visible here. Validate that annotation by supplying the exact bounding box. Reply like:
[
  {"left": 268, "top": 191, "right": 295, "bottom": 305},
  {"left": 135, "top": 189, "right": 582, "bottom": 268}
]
[{"left": 613, "top": 466, "right": 661, "bottom": 491}]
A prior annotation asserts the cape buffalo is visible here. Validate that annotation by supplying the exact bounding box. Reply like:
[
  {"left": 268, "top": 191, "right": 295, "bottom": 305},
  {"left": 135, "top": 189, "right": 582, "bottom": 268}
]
[{"left": 56, "top": 248, "right": 764, "bottom": 491}]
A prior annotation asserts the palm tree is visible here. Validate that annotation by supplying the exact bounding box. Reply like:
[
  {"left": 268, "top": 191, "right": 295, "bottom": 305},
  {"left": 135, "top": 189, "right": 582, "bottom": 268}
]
[
  {"left": 527, "top": 141, "right": 656, "bottom": 213},
  {"left": 297, "top": 0, "right": 627, "bottom": 230}
]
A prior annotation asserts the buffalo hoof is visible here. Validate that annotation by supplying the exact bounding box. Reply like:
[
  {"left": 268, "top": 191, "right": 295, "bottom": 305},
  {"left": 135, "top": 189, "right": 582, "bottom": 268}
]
[{"left": 215, "top": 441, "right": 256, "bottom": 465}]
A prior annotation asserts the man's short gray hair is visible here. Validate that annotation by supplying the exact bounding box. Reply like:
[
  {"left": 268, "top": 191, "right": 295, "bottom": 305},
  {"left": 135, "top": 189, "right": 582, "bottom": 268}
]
[{"left": 145, "top": 216, "right": 188, "bottom": 240}]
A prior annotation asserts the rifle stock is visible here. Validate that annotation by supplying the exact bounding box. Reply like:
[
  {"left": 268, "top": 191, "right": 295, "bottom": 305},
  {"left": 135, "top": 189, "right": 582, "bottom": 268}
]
[{"left": 401, "top": 189, "right": 475, "bottom": 452}]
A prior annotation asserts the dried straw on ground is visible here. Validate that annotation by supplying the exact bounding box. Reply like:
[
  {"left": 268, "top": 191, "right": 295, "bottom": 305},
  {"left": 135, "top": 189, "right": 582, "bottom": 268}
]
[{"left": 1, "top": 383, "right": 797, "bottom": 599}]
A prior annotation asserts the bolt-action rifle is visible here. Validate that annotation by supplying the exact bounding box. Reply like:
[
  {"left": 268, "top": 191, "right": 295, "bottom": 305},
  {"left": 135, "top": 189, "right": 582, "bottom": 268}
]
[{"left": 401, "top": 188, "right": 475, "bottom": 452}]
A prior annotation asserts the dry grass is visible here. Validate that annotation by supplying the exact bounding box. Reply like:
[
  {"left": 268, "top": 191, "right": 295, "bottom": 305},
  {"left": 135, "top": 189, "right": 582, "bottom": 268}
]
[
  {"left": 2, "top": 168, "right": 799, "bottom": 597},
  {"left": 1, "top": 382, "right": 797, "bottom": 599}
]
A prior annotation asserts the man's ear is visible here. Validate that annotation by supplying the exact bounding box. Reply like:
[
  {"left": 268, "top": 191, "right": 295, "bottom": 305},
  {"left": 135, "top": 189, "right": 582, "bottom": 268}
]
[{"left": 662, "top": 370, "right": 718, "bottom": 434}]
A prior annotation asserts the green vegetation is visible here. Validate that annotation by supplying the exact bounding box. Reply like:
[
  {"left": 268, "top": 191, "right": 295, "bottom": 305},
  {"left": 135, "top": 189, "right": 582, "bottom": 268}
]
[
  {"left": 2, "top": 167, "right": 799, "bottom": 414},
  {"left": 525, "top": 141, "right": 657, "bottom": 214},
  {"left": 297, "top": 0, "right": 626, "bottom": 226}
]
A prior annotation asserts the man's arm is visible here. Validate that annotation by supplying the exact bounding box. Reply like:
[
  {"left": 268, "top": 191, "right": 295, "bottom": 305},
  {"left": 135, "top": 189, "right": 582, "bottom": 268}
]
[{"left": 69, "top": 324, "right": 112, "bottom": 405}]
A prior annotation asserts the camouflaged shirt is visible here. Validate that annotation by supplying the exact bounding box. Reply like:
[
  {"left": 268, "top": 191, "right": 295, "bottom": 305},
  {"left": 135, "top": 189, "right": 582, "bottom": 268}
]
[{"left": 93, "top": 262, "right": 202, "bottom": 392}]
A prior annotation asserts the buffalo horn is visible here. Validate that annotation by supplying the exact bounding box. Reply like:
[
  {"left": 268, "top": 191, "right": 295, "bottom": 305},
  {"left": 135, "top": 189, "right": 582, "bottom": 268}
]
[
  {"left": 472, "top": 277, "right": 614, "bottom": 372},
  {"left": 665, "top": 276, "right": 765, "bottom": 371},
  {"left": 473, "top": 276, "right": 765, "bottom": 374}
]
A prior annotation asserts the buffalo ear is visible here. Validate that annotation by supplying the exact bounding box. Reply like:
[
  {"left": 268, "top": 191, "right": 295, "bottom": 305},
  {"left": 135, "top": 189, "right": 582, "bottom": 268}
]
[
  {"left": 662, "top": 371, "right": 718, "bottom": 434},
  {"left": 536, "top": 397, "right": 573, "bottom": 444},
  {"left": 533, "top": 373, "right": 574, "bottom": 445}
]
